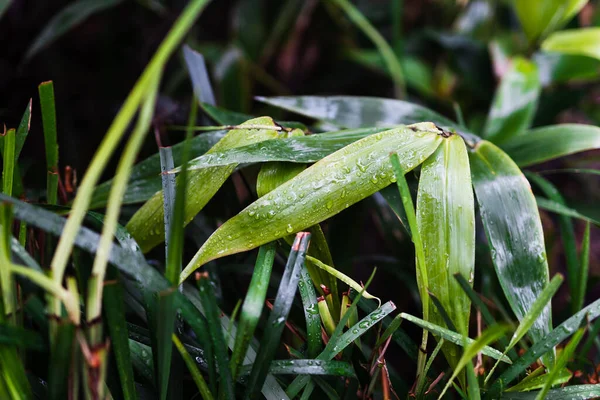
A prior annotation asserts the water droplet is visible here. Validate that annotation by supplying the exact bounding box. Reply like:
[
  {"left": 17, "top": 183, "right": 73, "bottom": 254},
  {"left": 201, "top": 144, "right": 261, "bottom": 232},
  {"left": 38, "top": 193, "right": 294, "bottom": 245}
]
[
  {"left": 326, "top": 200, "right": 333, "bottom": 209},
  {"left": 286, "top": 224, "right": 294, "bottom": 233},
  {"left": 248, "top": 210, "right": 255, "bottom": 217},
  {"left": 356, "top": 159, "right": 367, "bottom": 172},
  {"left": 371, "top": 175, "right": 378, "bottom": 184}
]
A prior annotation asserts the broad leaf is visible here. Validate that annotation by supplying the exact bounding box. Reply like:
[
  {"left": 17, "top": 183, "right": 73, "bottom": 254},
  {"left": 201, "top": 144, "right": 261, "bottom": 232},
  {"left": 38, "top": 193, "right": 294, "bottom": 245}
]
[
  {"left": 534, "top": 51, "right": 600, "bottom": 86},
  {"left": 483, "top": 57, "right": 540, "bottom": 144},
  {"left": 180, "top": 123, "right": 444, "bottom": 281},
  {"left": 542, "top": 27, "right": 600, "bottom": 61},
  {"left": 514, "top": 0, "right": 587, "bottom": 42},
  {"left": 417, "top": 134, "right": 475, "bottom": 369},
  {"left": 469, "top": 140, "right": 553, "bottom": 366}
]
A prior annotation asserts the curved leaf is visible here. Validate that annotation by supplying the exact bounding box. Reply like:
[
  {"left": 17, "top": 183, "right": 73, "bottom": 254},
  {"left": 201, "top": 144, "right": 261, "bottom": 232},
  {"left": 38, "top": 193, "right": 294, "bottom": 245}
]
[
  {"left": 127, "top": 117, "right": 281, "bottom": 252},
  {"left": 483, "top": 57, "right": 540, "bottom": 144},
  {"left": 469, "top": 140, "right": 553, "bottom": 366},
  {"left": 501, "top": 384, "right": 600, "bottom": 400},
  {"left": 416, "top": 135, "right": 475, "bottom": 368},
  {"left": 180, "top": 123, "right": 444, "bottom": 281},
  {"left": 514, "top": 0, "right": 587, "bottom": 42},
  {"left": 502, "top": 124, "right": 600, "bottom": 167},
  {"left": 534, "top": 51, "right": 600, "bottom": 86},
  {"left": 542, "top": 28, "right": 600, "bottom": 61}
]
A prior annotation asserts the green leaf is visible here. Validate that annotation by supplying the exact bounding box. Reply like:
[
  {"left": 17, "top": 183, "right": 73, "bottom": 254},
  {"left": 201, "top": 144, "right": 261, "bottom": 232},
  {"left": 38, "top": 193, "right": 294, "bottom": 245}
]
[
  {"left": 255, "top": 96, "right": 458, "bottom": 129},
  {"left": 183, "top": 45, "right": 216, "bottom": 106},
  {"left": 534, "top": 52, "right": 600, "bottom": 86},
  {"left": 230, "top": 243, "right": 276, "bottom": 380},
  {"left": 48, "top": 321, "right": 75, "bottom": 400},
  {"left": 0, "top": 324, "right": 45, "bottom": 350},
  {"left": 172, "top": 334, "right": 214, "bottom": 400},
  {"left": 542, "top": 27, "right": 600, "bottom": 60},
  {"left": 38, "top": 81, "right": 59, "bottom": 205},
  {"left": 127, "top": 117, "right": 282, "bottom": 253},
  {"left": 513, "top": 0, "right": 587, "bottom": 42},
  {"left": 488, "top": 297, "right": 600, "bottom": 397},
  {"left": 176, "top": 127, "right": 386, "bottom": 171},
  {"left": 416, "top": 134, "right": 475, "bottom": 369},
  {"left": 297, "top": 259, "right": 322, "bottom": 358},
  {"left": 245, "top": 233, "right": 311, "bottom": 400},
  {"left": 25, "top": 0, "right": 124, "bottom": 60},
  {"left": 469, "top": 140, "right": 553, "bottom": 366},
  {"left": 399, "top": 313, "right": 511, "bottom": 363},
  {"left": 15, "top": 99, "right": 32, "bottom": 160},
  {"left": 505, "top": 366, "right": 571, "bottom": 393},
  {"left": 240, "top": 359, "right": 355, "bottom": 377},
  {"left": 501, "top": 384, "right": 600, "bottom": 399},
  {"left": 90, "top": 130, "right": 225, "bottom": 208},
  {"left": 536, "top": 197, "right": 600, "bottom": 225},
  {"left": 180, "top": 123, "right": 443, "bottom": 281},
  {"left": 576, "top": 222, "right": 590, "bottom": 311},
  {"left": 2, "top": 129, "right": 15, "bottom": 196},
  {"left": 483, "top": 57, "right": 540, "bottom": 144},
  {"left": 501, "top": 124, "right": 600, "bottom": 167}
]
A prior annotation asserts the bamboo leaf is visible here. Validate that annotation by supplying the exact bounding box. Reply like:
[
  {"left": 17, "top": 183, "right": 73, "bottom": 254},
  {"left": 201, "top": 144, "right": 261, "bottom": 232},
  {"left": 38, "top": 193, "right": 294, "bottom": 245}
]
[
  {"left": 297, "top": 260, "right": 322, "bottom": 358},
  {"left": 483, "top": 57, "right": 540, "bottom": 144},
  {"left": 501, "top": 384, "right": 600, "bottom": 399},
  {"left": 127, "top": 117, "right": 282, "bottom": 253},
  {"left": 416, "top": 134, "right": 475, "bottom": 369},
  {"left": 502, "top": 124, "right": 600, "bottom": 167},
  {"left": 488, "top": 297, "right": 600, "bottom": 397},
  {"left": 535, "top": 197, "right": 600, "bottom": 226},
  {"left": 180, "top": 123, "right": 444, "bottom": 281},
  {"left": 542, "top": 28, "right": 600, "bottom": 60},
  {"left": 183, "top": 45, "right": 216, "bottom": 106},
  {"left": 505, "top": 367, "right": 571, "bottom": 393},
  {"left": 469, "top": 140, "right": 553, "bottom": 366},
  {"left": 399, "top": 312, "right": 511, "bottom": 363},
  {"left": 514, "top": 0, "right": 586, "bottom": 42}
]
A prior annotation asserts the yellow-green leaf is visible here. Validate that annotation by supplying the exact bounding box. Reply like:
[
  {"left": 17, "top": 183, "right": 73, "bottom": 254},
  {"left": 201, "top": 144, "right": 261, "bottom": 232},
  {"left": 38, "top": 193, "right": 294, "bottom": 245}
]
[
  {"left": 180, "top": 123, "right": 445, "bottom": 282},
  {"left": 416, "top": 134, "right": 475, "bottom": 369},
  {"left": 542, "top": 28, "right": 600, "bottom": 61},
  {"left": 127, "top": 117, "right": 282, "bottom": 252},
  {"left": 514, "top": 0, "right": 588, "bottom": 42}
]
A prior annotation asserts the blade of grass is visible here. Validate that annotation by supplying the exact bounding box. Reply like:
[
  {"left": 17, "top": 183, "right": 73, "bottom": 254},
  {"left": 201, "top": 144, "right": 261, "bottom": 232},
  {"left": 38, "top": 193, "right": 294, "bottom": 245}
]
[
  {"left": 2, "top": 129, "right": 15, "bottom": 196},
  {"left": 0, "top": 324, "right": 45, "bottom": 350},
  {"left": 535, "top": 328, "right": 585, "bottom": 400},
  {"left": 576, "top": 222, "right": 591, "bottom": 311},
  {"left": 298, "top": 260, "right": 322, "bottom": 358},
  {"left": 230, "top": 242, "right": 276, "bottom": 380},
  {"left": 501, "top": 384, "right": 600, "bottom": 399},
  {"left": 505, "top": 367, "right": 571, "bottom": 393},
  {"left": 38, "top": 81, "right": 59, "bottom": 206},
  {"left": 245, "top": 232, "right": 311, "bottom": 399},
  {"left": 172, "top": 333, "right": 213, "bottom": 400},
  {"left": 438, "top": 324, "right": 511, "bottom": 399},
  {"left": 197, "top": 272, "right": 235, "bottom": 399},
  {"left": 0, "top": 204, "right": 16, "bottom": 324},
  {"left": 486, "top": 274, "right": 563, "bottom": 383},
  {"left": 327, "top": 0, "right": 405, "bottom": 98},
  {"left": 390, "top": 151, "right": 429, "bottom": 384}
]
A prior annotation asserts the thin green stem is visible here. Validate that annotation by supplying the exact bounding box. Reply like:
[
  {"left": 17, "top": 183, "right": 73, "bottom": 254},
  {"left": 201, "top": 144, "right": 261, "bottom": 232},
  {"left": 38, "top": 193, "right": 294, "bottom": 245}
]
[{"left": 329, "top": 0, "right": 406, "bottom": 98}]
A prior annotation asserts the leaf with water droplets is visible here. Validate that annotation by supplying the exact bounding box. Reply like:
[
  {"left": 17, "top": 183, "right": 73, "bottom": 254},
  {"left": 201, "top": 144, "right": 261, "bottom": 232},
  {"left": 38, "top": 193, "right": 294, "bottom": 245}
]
[
  {"left": 127, "top": 117, "right": 282, "bottom": 253},
  {"left": 469, "top": 140, "right": 553, "bottom": 367},
  {"left": 180, "top": 123, "right": 444, "bottom": 281},
  {"left": 416, "top": 134, "right": 475, "bottom": 371}
]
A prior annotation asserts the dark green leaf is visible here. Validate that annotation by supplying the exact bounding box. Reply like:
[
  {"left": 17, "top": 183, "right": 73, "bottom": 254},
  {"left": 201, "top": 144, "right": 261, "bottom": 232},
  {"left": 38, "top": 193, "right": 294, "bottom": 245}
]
[
  {"left": 534, "top": 52, "right": 600, "bottom": 86},
  {"left": 501, "top": 384, "right": 600, "bottom": 400},
  {"left": 0, "top": 324, "right": 45, "bottom": 350},
  {"left": 38, "top": 81, "right": 59, "bottom": 205}
]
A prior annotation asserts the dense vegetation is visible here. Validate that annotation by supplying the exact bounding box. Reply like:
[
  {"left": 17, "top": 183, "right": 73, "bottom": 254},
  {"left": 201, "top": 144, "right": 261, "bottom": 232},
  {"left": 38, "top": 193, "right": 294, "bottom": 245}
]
[{"left": 1, "top": 0, "right": 600, "bottom": 399}]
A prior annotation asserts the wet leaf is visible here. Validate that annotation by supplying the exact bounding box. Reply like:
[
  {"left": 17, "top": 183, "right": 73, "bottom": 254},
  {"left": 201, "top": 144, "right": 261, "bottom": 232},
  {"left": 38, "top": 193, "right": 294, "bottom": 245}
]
[
  {"left": 416, "top": 134, "right": 475, "bottom": 369},
  {"left": 500, "top": 384, "right": 600, "bottom": 399},
  {"left": 483, "top": 57, "right": 540, "bottom": 144},
  {"left": 180, "top": 123, "right": 444, "bottom": 281},
  {"left": 542, "top": 28, "right": 600, "bottom": 61},
  {"left": 469, "top": 140, "right": 553, "bottom": 366},
  {"left": 127, "top": 117, "right": 282, "bottom": 253},
  {"left": 502, "top": 124, "right": 600, "bottom": 167}
]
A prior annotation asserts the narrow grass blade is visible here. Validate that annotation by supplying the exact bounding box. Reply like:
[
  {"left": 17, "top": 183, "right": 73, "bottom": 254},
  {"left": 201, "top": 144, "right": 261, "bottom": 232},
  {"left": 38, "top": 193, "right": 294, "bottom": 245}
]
[
  {"left": 535, "top": 197, "right": 600, "bottom": 225},
  {"left": 502, "top": 124, "right": 600, "bottom": 167},
  {"left": 298, "top": 260, "right": 322, "bottom": 358},
  {"left": 230, "top": 242, "right": 276, "bottom": 380},
  {"left": 14, "top": 99, "right": 32, "bottom": 160},
  {"left": 38, "top": 81, "right": 59, "bottom": 205},
  {"left": 416, "top": 134, "right": 475, "bottom": 371},
  {"left": 489, "top": 298, "right": 600, "bottom": 397},
  {"left": 160, "top": 146, "right": 177, "bottom": 272},
  {"left": 501, "top": 384, "right": 600, "bottom": 399},
  {"left": 181, "top": 124, "right": 443, "bottom": 280},
  {"left": 505, "top": 366, "right": 571, "bottom": 393},
  {"left": 48, "top": 321, "right": 75, "bottom": 400},
  {"left": 400, "top": 313, "right": 511, "bottom": 363},
  {"left": 127, "top": 117, "right": 281, "bottom": 253},
  {"left": 103, "top": 270, "right": 137, "bottom": 400},
  {"left": 172, "top": 334, "right": 214, "bottom": 400},
  {"left": 527, "top": 173, "right": 580, "bottom": 312},
  {"left": 242, "top": 360, "right": 355, "bottom": 377},
  {"left": 536, "top": 328, "right": 585, "bottom": 400},
  {"left": 576, "top": 222, "right": 590, "bottom": 311},
  {"left": 438, "top": 324, "right": 511, "bottom": 399},
  {"left": 2, "top": 129, "right": 15, "bottom": 196},
  {"left": 486, "top": 274, "right": 563, "bottom": 382},
  {"left": 197, "top": 272, "right": 235, "bottom": 399},
  {"left": 483, "top": 57, "right": 540, "bottom": 143},
  {"left": 183, "top": 45, "right": 216, "bottom": 106},
  {"left": 470, "top": 140, "right": 553, "bottom": 366},
  {"left": 245, "top": 232, "right": 311, "bottom": 399},
  {"left": 328, "top": 0, "right": 405, "bottom": 98},
  {"left": 0, "top": 204, "right": 16, "bottom": 323},
  {"left": 25, "top": 0, "right": 123, "bottom": 60}
]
